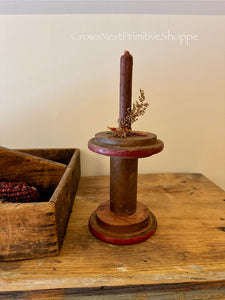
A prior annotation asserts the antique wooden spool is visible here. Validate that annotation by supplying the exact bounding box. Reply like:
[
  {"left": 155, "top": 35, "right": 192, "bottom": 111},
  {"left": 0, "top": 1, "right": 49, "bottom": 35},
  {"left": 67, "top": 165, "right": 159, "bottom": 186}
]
[{"left": 88, "top": 51, "right": 164, "bottom": 245}]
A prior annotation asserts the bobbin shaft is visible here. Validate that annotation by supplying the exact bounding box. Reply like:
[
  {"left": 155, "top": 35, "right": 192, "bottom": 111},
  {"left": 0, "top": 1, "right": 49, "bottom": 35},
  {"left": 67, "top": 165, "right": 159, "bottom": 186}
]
[{"left": 110, "top": 157, "right": 137, "bottom": 216}]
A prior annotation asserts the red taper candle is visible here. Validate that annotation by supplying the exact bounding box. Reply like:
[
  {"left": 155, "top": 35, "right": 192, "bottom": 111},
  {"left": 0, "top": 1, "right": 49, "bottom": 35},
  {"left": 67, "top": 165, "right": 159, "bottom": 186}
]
[{"left": 119, "top": 50, "right": 133, "bottom": 129}]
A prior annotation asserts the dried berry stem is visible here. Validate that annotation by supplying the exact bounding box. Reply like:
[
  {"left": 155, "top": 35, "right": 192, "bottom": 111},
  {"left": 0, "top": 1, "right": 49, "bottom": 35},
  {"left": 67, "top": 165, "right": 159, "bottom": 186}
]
[{"left": 108, "top": 89, "right": 149, "bottom": 138}]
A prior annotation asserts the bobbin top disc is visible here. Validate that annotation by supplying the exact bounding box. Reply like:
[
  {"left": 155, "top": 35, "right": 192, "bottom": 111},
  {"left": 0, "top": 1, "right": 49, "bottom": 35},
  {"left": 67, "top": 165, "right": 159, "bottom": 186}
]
[
  {"left": 88, "top": 131, "right": 164, "bottom": 158},
  {"left": 95, "top": 131, "right": 157, "bottom": 147}
]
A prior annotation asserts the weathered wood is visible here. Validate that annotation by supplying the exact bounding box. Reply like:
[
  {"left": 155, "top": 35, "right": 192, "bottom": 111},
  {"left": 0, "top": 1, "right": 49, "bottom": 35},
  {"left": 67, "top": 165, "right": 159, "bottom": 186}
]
[
  {"left": 51, "top": 149, "right": 81, "bottom": 248},
  {"left": 18, "top": 148, "right": 75, "bottom": 165},
  {"left": 0, "top": 282, "right": 224, "bottom": 299},
  {"left": 0, "top": 173, "right": 224, "bottom": 298},
  {"left": 89, "top": 201, "right": 157, "bottom": 245},
  {"left": 0, "top": 202, "right": 58, "bottom": 261},
  {"left": 95, "top": 131, "right": 157, "bottom": 147},
  {"left": 0, "top": 148, "right": 80, "bottom": 261},
  {"left": 88, "top": 137, "right": 164, "bottom": 158},
  {"left": 0, "top": 146, "right": 66, "bottom": 190},
  {"left": 110, "top": 157, "right": 137, "bottom": 215}
]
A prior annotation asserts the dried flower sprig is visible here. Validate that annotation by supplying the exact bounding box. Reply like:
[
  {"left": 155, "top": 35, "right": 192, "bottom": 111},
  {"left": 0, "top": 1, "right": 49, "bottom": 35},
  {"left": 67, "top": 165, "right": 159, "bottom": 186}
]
[{"left": 108, "top": 89, "right": 149, "bottom": 138}]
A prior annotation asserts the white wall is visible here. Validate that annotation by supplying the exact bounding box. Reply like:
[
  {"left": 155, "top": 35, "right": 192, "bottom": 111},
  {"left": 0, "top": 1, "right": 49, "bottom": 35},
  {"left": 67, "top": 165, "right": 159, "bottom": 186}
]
[{"left": 0, "top": 14, "right": 224, "bottom": 189}]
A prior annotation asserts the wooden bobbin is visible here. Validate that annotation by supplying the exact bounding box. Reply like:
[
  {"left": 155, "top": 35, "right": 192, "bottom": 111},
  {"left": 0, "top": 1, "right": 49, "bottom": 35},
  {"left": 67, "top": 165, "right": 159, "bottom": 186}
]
[
  {"left": 88, "top": 133, "right": 163, "bottom": 244},
  {"left": 88, "top": 51, "right": 164, "bottom": 244}
]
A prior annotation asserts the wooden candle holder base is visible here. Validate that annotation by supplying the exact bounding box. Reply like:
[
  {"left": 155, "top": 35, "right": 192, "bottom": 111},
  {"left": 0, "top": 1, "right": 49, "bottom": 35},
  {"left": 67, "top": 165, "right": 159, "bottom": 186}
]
[{"left": 89, "top": 201, "right": 157, "bottom": 245}]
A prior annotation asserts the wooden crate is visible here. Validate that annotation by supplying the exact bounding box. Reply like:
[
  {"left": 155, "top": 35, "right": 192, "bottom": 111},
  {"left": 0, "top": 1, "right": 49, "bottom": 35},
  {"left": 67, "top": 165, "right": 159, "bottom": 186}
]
[{"left": 0, "top": 148, "right": 80, "bottom": 261}]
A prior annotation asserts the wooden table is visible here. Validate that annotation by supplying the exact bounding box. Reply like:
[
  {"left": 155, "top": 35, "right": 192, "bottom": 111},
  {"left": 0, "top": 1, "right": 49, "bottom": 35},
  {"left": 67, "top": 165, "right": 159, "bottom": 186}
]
[{"left": 0, "top": 173, "right": 225, "bottom": 299}]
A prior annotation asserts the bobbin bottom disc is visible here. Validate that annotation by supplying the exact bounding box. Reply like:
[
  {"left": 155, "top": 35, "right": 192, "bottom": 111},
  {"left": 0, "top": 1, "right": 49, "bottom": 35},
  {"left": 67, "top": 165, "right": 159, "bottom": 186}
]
[{"left": 89, "top": 201, "right": 157, "bottom": 245}]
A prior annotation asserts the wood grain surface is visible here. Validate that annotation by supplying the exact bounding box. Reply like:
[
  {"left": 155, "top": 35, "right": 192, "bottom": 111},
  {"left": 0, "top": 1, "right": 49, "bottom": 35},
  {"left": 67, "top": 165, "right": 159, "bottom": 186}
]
[
  {"left": 0, "top": 201, "right": 58, "bottom": 261},
  {"left": 51, "top": 149, "right": 81, "bottom": 249},
  {"left": 0, "top": 173, "right": 224, "bottom": 299},
  {"left": 0, "top": 146, "right": 66, "bottom": 190},
  {"left": 18, "top": 148, "right": 75, "bottom": 165}
]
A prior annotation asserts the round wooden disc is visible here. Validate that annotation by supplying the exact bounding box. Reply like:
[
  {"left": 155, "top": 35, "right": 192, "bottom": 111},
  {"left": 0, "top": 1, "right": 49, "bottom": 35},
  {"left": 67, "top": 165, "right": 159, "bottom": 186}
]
[
  {"left": 88, "top": 137, "right": 164, "bottom": 158},
  {"left": 89, "top": 201, "right": 157, "bottom": 245},
  {"left": 95, "top": 131, "right": 157, "bottom": 147}
]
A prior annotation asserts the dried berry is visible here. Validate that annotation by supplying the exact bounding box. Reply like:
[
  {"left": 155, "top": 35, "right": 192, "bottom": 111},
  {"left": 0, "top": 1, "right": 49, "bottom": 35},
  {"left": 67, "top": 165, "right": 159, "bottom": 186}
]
[{"left": 0, "top": 182, "right": 39, "bottom": 203}]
